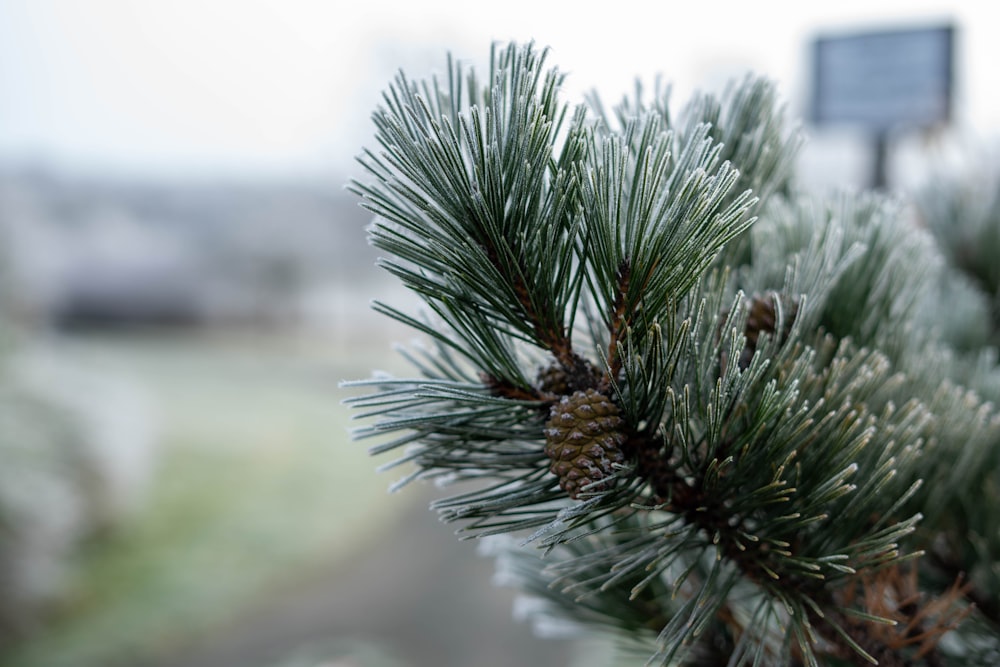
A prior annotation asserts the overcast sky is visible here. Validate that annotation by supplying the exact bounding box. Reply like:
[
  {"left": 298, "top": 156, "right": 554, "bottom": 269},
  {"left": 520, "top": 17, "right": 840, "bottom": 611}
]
[{"left": 0, "top": 0, "right": 995, "bottom": 182}]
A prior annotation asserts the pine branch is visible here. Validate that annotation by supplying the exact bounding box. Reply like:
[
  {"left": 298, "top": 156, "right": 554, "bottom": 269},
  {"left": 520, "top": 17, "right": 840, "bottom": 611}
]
[
  {"left": 351, "top": 42, "right": 589, "bottom": 387},
  {"left": 345, "top": 41, "right": 1000, "bottom": 665}
]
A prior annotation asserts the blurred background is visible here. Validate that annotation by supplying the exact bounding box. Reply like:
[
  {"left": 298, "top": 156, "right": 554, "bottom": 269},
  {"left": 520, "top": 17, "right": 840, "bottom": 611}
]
[{"left": 0, "top": 1, "right": 996, "bottom": 666}]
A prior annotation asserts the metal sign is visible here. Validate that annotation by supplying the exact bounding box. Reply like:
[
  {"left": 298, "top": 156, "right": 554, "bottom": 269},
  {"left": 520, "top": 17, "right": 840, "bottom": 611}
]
[{"left": 810, "top": 25, "right": 955, "bottom": 132}]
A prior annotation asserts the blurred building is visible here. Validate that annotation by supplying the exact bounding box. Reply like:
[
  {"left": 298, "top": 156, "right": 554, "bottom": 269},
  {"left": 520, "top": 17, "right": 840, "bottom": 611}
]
[{"left": 0, "top": 168, "right": 383, "bottom": 332}]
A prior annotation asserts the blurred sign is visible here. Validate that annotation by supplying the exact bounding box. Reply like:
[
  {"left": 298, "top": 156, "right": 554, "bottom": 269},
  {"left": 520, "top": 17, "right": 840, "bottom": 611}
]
[{"left": 810, "top": 25, "right": 954, "bottom": 132}]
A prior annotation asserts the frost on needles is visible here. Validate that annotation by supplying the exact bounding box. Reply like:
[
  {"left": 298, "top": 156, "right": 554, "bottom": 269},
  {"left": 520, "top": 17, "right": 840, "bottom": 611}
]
[{"left": 344, "top": 41, "right": 1000, "bottom": 666}]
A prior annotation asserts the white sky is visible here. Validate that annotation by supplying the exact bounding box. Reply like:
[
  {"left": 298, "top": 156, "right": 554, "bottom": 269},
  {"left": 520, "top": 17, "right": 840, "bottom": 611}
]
[{"left": 0, "top": 0, "right": 996, "bottom": 182}]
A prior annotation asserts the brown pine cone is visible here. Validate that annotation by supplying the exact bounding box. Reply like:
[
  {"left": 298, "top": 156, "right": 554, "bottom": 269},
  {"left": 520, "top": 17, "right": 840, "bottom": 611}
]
[
  {"left": 721, "top": 292, "right": 800, "bottom": 373},
  {"left": 543, "top": 389, "right": 626, "bottom": 499}
]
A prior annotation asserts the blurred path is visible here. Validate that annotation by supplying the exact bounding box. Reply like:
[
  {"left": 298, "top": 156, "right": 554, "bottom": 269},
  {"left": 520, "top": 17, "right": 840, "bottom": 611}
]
[{"left": 146, "top": 492, "right": 576, "bottom": 667}]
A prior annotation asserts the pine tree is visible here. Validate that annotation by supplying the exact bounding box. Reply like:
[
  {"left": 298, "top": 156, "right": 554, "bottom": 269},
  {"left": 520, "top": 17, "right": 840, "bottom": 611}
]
[{"left": 344, "top": 41, "right": 1000, "bottom": 665}]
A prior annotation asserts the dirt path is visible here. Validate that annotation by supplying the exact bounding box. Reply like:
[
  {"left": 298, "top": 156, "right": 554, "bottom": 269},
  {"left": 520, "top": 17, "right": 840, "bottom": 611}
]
[{"left": 145, "top": 495, "right": 578, "bottom": 667}]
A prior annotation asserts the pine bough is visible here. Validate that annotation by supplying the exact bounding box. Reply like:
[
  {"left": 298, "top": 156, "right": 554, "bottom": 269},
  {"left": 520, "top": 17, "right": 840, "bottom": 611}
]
[{"left": 345, "top": 42, "right": 1000, "bottom": 666}]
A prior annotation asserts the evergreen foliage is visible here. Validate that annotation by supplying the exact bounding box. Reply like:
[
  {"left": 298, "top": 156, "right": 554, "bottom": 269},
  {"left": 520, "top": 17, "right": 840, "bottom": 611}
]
[{"left": 345, "top": 41, "right": 1000, "bottom": 665}]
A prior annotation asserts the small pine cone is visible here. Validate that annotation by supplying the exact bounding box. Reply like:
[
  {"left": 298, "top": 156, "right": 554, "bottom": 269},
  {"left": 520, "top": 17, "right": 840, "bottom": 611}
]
[
  {"left": 740, "top": 294, "right": 778, "bottom": 370},
  {"left": 544, "top": 389, "right": 626, "bottom": 499},
  {"left": 730, "top": 293, "right": 800, "bottom": 371}
]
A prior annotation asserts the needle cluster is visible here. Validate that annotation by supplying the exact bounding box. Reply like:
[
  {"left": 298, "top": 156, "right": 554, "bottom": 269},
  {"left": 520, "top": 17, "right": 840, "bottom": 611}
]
[{"left": 345, "top": 42, "right": 1000, "bottom": 665}]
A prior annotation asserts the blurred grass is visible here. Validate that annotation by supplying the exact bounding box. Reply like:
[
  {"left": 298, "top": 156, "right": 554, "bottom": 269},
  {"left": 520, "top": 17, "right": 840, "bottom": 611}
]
[{"left": 2, "top": 328, "right": 404, "bottom": 667}]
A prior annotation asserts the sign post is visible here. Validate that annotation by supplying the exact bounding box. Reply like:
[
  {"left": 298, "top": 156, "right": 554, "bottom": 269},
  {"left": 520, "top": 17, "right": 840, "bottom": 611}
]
[{"left": 810, "top": 25, "right": 955, "bottom": 189}]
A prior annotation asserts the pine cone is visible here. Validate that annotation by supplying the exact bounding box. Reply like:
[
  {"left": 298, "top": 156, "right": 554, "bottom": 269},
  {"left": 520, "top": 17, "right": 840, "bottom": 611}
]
[
  {"left": 741, "top": 293, "right": 799, "bottom": 370},
  {"left": 544, "top": 389, "right": 626, "bottom": 498},
  {"left": 721, "top": 292, "right": 800, "bottom": 373}
]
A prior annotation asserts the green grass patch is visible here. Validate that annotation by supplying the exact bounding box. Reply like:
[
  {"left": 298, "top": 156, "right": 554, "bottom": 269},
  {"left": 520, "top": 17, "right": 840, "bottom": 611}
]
[{"left": 2, "top": 329, "right": 407, "bottom": 667}]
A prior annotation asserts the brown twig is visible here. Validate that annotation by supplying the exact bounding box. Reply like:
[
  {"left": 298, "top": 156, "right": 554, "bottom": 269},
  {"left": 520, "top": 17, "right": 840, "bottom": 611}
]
[
  {"left": 477, "top": 232, "right": 579, "bottom": 373},
  {"left": 602, "top": 259, "right": 633, "bottom": 389},
  {"left": 927, "top": 544, "right": 999, "bottom": 631},
  {"left": 622, "top": 421, "right": 966, "bottom": 665}
]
